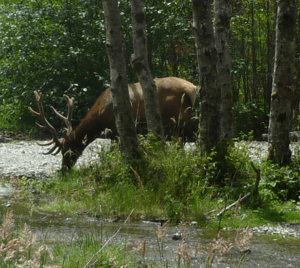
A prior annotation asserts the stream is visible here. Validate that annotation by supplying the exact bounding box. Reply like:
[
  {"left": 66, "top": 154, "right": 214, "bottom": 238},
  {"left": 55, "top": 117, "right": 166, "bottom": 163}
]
[{"left": 0, "top": 137, "right": 300, "bottom": 267}]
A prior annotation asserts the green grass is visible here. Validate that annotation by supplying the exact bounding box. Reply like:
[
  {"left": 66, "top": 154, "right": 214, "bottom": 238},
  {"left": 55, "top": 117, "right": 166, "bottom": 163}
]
[
  {"left": 11, "top": 135, "right": 300, "bottom": 227},
  {"left": 2, "top": 135, "right": 300, "bottom": 267}
]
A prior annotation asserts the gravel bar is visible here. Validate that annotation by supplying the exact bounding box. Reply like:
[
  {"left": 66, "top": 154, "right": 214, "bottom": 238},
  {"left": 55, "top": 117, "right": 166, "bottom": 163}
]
[
  {"left": 0, "top": 137, "right": 112, "bottom": 178},
  {"left": 1, "top": 138, "right": 300, "bottom": 178}
]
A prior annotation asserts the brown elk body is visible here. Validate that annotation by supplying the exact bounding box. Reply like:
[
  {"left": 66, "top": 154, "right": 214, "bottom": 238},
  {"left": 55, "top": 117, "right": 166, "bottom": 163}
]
[{"left": 29, "top": 77, "right": 197, "bottom": 170}]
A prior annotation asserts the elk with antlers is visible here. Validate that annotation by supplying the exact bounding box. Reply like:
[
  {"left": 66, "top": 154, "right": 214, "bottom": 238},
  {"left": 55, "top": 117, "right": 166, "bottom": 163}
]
[{"left": 29, "top": 77, "right": 197, "bottom": 171}]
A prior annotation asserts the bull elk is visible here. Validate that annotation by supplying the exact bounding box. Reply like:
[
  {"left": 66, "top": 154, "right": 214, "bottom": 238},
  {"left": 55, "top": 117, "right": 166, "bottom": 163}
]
[{"left": 29, "top": 77, "right": 197, "bottom": 170}]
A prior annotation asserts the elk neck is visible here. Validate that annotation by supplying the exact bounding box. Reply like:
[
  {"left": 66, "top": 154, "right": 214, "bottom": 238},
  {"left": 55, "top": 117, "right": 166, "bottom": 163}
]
[{"left": 65, "top": 111, "right": 108, "bottom": 156}]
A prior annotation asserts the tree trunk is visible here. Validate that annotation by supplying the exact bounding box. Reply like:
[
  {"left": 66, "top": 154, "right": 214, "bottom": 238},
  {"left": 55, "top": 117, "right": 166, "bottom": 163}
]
[
  {"left": 214, "top": 0, "right": 234, "bottom": 141},
  {"left": 265, "top": 0, "right": 273, "bottom": 113},
  {"left": 192, "top": 0, "right": 220, "bottom": 153},
  {"left": 251, "top": 1, "right": 257, "bottom": 100},
  {"left": 102, "top": 0, "right": 140, "bottom": 163},
  {"left": 268, "top": 0, "right": 297, "bottom": 166},
  {"left": 130, "top": 0, "right": 164, "bottom": 139},
  {"left": 241, "top": 33, "right": 249, "bottom": 103}
]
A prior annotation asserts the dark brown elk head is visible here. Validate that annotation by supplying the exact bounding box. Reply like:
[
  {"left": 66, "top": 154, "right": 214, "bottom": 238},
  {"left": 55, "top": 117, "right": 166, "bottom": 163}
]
[{"left": 29, "top": 77, "right": 197, "bottom": 171}]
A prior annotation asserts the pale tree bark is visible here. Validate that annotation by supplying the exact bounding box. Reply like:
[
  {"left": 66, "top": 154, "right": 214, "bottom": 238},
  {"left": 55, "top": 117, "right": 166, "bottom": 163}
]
[
  {"left": 192, "top": 0, "right": 220, "bottom": 152},
  {"left": 265, "top": 0, "right": 273, "bottom": 112},
  {"left": 102, "top": 0, "right": 140, "bottom": 162},
  {"left": 130, "top": 0, "right": 164, "bottom": 139},
  {"left": 268, "top": 0, "right": 297, "bottom": 166},
  {"left": 213, "top": 0, "right": 234, "bottom": 141}
]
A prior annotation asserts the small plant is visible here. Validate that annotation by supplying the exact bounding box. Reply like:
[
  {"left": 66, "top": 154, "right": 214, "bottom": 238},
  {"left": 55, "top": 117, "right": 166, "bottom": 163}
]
[
  {"left": 235, "top": 225, "right": 253, "bottom": 267},
  {"left": 165, "top": 195, "right": 182, "bottom": 222},
  {"left": 261, "top": 158, "right": 300, "bottom": 202},
  {"left": 206, "top": 232, "right": 233, "bottom": 267},
  {"left": 0, "top": 211, "right": 58, "bottom": 268},
  {"left": 156, "top": 219, "right": 169, "bottom": 264},
  {"left": 175, "top": 225, "right": 192, "bottom": 268},
  {"left": 132, "top": 236, "right": 146, "bottom": 261}
]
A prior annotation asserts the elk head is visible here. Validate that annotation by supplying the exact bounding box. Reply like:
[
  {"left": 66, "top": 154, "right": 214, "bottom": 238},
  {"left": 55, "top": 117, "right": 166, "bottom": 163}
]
[{"left": 29, "top": 91, "right": 80, "bottom": 171}]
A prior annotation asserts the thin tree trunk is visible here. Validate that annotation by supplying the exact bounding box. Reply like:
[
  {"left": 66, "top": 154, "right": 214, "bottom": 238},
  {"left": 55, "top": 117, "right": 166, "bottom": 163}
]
[
  {"left": 102, "top": 0, "right": 140, "bottom": 163},
  {"left": 251, "top": 0, "right": 260, "bottom": 139},
  {"left": 214, "top": 0, "right": 234, "bottom": 141},
  {"left": 192, "top": 0, "right": 220, "bottom": 153},
  {"left": 130, "top": 0, "right": 164, "bottom": 139},
  {"left": 251, "top": 1, "right": 257, "bottom": 100},
  {"left": 265, "top": 0, "right": 272, "bottom": 113},
  {"left": 241, "top": 33, "right": 248, "bottom": 103},
  {"left": 268, "top": 0, "right": 297, "bottom": 166}
]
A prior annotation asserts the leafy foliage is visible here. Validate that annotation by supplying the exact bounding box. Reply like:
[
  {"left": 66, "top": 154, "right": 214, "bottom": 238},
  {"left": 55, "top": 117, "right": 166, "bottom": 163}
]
[
  {"left": 0, "top": 0, "right": 109, "bottom": 129},
  {"left": 261, "top": 157, "right": 300, "bottom": 202},
  {"left": 0, "top": 0, "right": 196, "bottom": 132},
  {"left": 1, "top": 0, "right": 300, "bottom": 135},
  {"left": 234, "top": 100, "right": 268, "bottom": 139}
]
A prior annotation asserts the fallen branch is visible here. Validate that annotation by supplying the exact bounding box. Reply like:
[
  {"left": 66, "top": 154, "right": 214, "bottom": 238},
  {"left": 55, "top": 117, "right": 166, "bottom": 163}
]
[
  {"left": 216, "top": 193, "right": 251, "bottom": 217},
  {"left": 216, "top": 162, "right": 261, "bottom": 217},
  {"left": 83, "top": 209, "right": 134, "bottom": 268}
]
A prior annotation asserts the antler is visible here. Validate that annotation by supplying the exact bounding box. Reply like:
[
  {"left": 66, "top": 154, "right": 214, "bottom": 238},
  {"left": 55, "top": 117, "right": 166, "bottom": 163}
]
[
  {"left": 29, "top": 91, "right": 74, "bottom": 155},
  {"left": 50, "top": 94, "right": 74, "bottom": 135}
]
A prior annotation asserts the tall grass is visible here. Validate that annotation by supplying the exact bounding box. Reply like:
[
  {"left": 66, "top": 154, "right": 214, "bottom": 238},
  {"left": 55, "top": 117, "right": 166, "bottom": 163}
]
[
  {"left": 0, "top": 211, "right": 58, "bottom": 268},
  {"left": 25, "top": 137, "right": 253, "bottom": 221}
]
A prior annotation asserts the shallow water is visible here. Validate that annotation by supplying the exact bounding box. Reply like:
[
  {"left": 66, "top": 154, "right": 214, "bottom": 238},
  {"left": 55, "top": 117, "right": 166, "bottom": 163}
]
[{"left": 0, "top": 185, "right": 299, "bottom": 268}]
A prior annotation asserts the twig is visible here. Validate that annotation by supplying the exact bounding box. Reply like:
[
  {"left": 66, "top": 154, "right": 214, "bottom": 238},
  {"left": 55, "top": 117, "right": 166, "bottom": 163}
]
[
  {"left": 130, "top": 166, "right": 144, "bottom": 189},
  {"left": 217, "top": 198, "right": 227, "bottom": 232},
  {"left": 234, "top": 194, "right": 242, "bottom": 216},
  {"left": 216, "top": 193, "right": 251, "bottom": 217},
  {"left": 83, "top": 209, "right": 134, "bottom": 268},
  {"left": 250, "top": 161, "right": 260, "bottom": 197}
]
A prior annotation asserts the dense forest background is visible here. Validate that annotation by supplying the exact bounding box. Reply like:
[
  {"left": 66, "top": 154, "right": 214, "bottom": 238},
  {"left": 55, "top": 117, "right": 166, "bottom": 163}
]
[{"left": 1, "top": 0, "right": 300, "bottom": 139}]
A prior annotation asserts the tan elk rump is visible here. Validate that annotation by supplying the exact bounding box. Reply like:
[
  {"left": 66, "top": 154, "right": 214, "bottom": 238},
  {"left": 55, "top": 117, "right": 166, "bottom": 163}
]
[{"left": 29, "top": 77, "right": 197, "bottom": 170}]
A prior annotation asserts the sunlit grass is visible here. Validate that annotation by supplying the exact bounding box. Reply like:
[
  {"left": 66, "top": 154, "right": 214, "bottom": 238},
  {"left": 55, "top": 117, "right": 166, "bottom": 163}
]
[{"left": 11, "top": 136, "right": 300, "bottom": 226}]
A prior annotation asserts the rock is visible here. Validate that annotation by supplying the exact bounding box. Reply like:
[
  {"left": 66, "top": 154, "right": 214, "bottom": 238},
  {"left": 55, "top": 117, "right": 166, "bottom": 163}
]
[
  {"left": 172, "top": 232, "right": 182, "bottom": 240},
  {"left": 249, "top": 224, "right": 299, "bottom": 238},
  {"left": 142, "top": 221, "right": 160, "bottom": 226}
]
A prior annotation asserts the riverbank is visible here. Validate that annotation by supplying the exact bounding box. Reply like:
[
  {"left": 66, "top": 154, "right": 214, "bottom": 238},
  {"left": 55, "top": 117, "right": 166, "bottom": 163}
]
[
  {"left": 0, "top": 137, "right": 300, "bottom": 267},
  {"left": 1, "top": 136, "right": 299, "bottom": 224}
]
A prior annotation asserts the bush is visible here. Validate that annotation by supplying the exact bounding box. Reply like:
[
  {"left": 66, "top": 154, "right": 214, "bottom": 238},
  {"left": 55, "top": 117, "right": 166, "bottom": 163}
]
[{"left": 262, "top": 157, "right": 300, "bottom": 202}]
